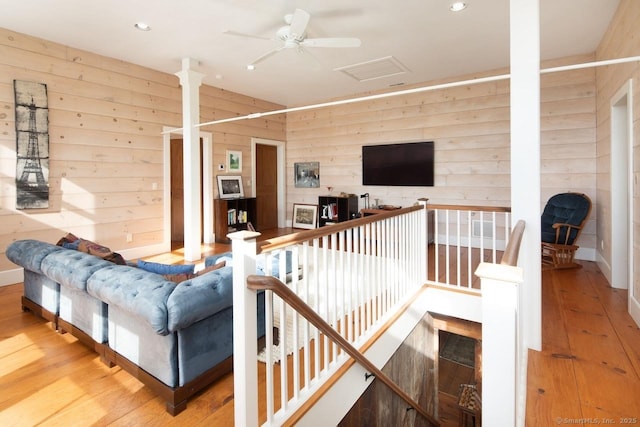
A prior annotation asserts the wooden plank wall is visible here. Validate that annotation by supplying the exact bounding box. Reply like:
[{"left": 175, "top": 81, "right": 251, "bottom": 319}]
[
  {"left": 594, "top": 0, "right": 640, "bottom": 297},
  {"left": 0, "top": 23, "right": 612, "bottom": 277},
  {"left": 0, "top": 28, "right": 285, "bottom": 275},
  {"left": 285, "top": 54, "right": 597, "bottom": 251}
]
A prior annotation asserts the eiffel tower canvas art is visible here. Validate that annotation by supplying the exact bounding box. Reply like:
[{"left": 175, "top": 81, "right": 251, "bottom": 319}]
[{"left": 14, "top": 80, "right": 49, "bottom": 209}]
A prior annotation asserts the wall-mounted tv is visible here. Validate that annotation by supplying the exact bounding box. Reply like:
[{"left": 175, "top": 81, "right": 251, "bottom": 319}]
[{"left": 362, "top": 141, "right": 434, "bottom": 186}]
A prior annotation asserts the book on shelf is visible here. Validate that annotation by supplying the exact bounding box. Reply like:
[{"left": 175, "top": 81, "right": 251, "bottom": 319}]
[
  {"left": 227, "top": 208, "right": 236, "bottom": 225},
  {"left": 237, "top": 210, "right": 247, "bottom": 224}
]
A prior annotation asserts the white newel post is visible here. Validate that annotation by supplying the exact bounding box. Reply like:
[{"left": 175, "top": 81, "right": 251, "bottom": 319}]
[
  {"left": 230, "top": 230, "right": 260, "bottom": 426},
  {"left": 175, "top": 58, "right": 204, "bottom": 261},
  {"left": 475, "top": 262, "right": 523, "bottom": 426}
]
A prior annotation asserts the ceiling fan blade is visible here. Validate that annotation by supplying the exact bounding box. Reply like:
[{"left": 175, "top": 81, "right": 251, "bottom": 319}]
[
  {"left": 289, "top": 9, "right": 310, "bottom": 39},
  {"left": 249, "top": 47, "right": 285, "bottom": 67},
  {"left": 301, "top": 37, "right": 362, "bottom": 48},
  {"left": 223, "top": 29, "right": 272, "bottom": 41}
]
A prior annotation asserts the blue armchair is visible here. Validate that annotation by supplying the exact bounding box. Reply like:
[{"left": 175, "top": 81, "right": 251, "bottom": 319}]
[{"left": 541, "top": 192, "right": 591, "bottom": 269}]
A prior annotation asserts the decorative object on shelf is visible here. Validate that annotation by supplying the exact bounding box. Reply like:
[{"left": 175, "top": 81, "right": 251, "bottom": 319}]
[
  {"left": 216, "top": 175, "right": 244, "bottom": 199},
  {"left": 360, "top": 192, "right": 370, "bottom": 209},
  {"left": 294, "top": 161, "right": 320, "bottom": 188},
  {"left": 292, "top": 203, "right": 318, "bottom": 229},
  {"left": 226, "top": 149, "right": 242, "bottom": 172},
  {"left": 14, "top": 80, "right": 49, "bottom": 209}
]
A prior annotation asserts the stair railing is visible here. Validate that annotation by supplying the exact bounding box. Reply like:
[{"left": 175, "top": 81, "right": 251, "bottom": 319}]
[{"left": 246, "top": 274, "right": 440, "bottom": 427}]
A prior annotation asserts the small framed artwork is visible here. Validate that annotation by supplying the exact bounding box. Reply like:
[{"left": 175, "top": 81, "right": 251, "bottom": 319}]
[
  {"left": 226, "top": 150, "right": 242, "bottom": 172},
  {"left": 294, "top": 161, "right": 320, "bottom": 188},
  {"left": 217, "top": 175, "right": 244, "bottom": 199},
  {"left": 292, "top": 204, "right": 318, "bottom": 229}
]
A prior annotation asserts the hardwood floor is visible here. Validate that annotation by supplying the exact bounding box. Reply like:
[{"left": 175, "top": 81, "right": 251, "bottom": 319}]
[
  {"left": 526, "top": 261, "right": 640, "bottom": 426},
  {"left": 2, "top": 236, "right": 639, "bottom": 425}
]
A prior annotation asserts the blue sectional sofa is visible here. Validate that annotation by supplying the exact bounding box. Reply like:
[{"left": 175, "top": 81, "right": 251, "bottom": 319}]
[{"left": 6, "top": 239, "right": 265, "bottom": 415}]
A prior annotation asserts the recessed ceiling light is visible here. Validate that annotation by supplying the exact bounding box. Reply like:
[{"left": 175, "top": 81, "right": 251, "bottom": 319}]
[
  {"left": 134, "top": 22, "right": 151, "bottom": 31},
  {"left": 450, "top": 2, "right": 467, "bottom": 12},
  {"left": 246, "top": 64, "right": 256, "bottom": 71}
]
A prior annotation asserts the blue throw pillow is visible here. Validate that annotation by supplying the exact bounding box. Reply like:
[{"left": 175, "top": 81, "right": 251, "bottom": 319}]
[
  {"left": 137, "top": 259, "right": 195, "bottom": 275},
  {"left": 62, "top": 240, "right": 81, "bottom": 250}
]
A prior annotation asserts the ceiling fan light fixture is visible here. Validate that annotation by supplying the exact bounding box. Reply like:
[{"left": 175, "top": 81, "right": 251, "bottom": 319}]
[
  {"left": 449, "top": 2, "right": 467, "bottom": 12},
  {"left": 134, "top": 22, "right": 151, "bottom": 31},
  {"left": 229, "top": 8, "right": 361, "bottom": 68}
]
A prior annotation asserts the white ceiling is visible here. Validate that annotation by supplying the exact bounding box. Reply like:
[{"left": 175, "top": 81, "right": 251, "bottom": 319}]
[{"left": 0, "top": 0, "right": 620, "bottom": 107}]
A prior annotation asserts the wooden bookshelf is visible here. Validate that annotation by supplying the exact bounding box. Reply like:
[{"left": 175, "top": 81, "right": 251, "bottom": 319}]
[
  {"left": 214, "top": 197, "right": 257, "bottom": 243},
  {"left": 318, "top": 195, "right": 358, "bottom": 227}
]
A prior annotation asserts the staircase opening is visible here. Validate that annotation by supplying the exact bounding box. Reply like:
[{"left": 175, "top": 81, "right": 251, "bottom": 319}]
[{"left": 433, "top": 313, "right": 481, "bottom": 427}]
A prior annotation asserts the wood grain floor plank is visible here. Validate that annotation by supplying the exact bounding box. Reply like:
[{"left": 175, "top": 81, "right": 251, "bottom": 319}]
[
  {"left": 526, "top": 261, "right": 640, "bottom": 426},
  {"left": 525, "top": 350, "right": 583, "bottom": 426}
]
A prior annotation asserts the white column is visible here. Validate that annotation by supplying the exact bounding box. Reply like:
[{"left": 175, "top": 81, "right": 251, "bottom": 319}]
[
  {"left": 510, "top": 0, "right": 542, "bottom": 350},
  {"left": 175, "top": 58, "right": 204, "bottom": 261},
  {"left": 202, "top": 136, "right": 214, "bottom": 244}
]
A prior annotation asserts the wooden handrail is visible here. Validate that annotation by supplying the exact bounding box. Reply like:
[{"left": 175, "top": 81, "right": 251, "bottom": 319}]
[
  {"left": 427, "top": 203, "right": 511, "bottom": 213},
  {"left": 500, "top": 220, "right": 526, "bottom": 266},
  {"left": 257, "top": 204, "right": 424, "bottom": 253},
  {"left": 247, "top": 274, "right": 440, "bottom": 427}
]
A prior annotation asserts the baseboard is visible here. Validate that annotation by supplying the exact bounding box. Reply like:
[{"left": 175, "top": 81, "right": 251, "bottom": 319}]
[
  {"left": 0, "top": 267, "right": 24, "bottom": 287},
  {"left": 595, "top": 251, "right": 613, "bottom": 286},
  {"left": 576, "top": 247, "right": 596, "bottom": 262},
  {"left": 629, "top": 292, "right": 640, "bottom": 328}
]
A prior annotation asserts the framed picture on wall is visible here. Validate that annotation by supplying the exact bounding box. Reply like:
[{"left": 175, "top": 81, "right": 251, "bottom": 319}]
[
  {"left": 217, "top": 175, "right": 244, "bottom": 199},
  {"left": 226, "top": 150, "right": 242, "bottom": 172},
  {"left": 294, "top": 162, "right": 320, "bottom": 188},
  {"left": 292, "top": 203, "right": 318, "bottom": 229}
]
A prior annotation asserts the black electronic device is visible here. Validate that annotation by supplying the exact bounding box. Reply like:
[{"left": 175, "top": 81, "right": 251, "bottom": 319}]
[{"left": 362, "top": 141, "right": 434, "bottom": 186}]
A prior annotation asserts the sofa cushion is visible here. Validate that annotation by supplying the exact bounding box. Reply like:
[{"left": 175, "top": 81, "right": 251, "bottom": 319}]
[
  {"left": 40, "top": 249, "right": 113, "bottom": 291},
  {"left": 6, "top": 240, "right": 65, "bottom": 274},
  {"left": 87, "top": 265, "right": 176, "bottom": 335},
  {"left": 166, "top": 266, "right": 234, "bottom": 332}
]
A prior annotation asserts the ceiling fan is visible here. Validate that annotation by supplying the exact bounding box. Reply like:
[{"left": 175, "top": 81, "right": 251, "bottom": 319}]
[{"left": 224, "top": 9, "right": 361, "bottom": 69}]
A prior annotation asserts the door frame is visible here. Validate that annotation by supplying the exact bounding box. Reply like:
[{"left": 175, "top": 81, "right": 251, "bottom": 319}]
[
  {"left": 251, "top": 137, "right": 286, "bottom": 228},
  {"left": 609, "top": 80, "right": 639, "bottom": 325},
  {"left": 162, "top": 127, "right": 214, "bottom": 251}
]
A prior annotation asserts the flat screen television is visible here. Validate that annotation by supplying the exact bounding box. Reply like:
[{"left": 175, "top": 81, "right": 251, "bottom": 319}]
[{"left": 362, "top": 141, "right": 434, "bottom": 186}]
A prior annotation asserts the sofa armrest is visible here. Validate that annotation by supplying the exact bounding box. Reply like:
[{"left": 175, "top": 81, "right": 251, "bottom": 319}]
[
  {"left": 166, "top": 266, "right": 234, "bottom": 332},
  {"left": 6, "top": 239, "right": 64, "bottom": 274}
]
